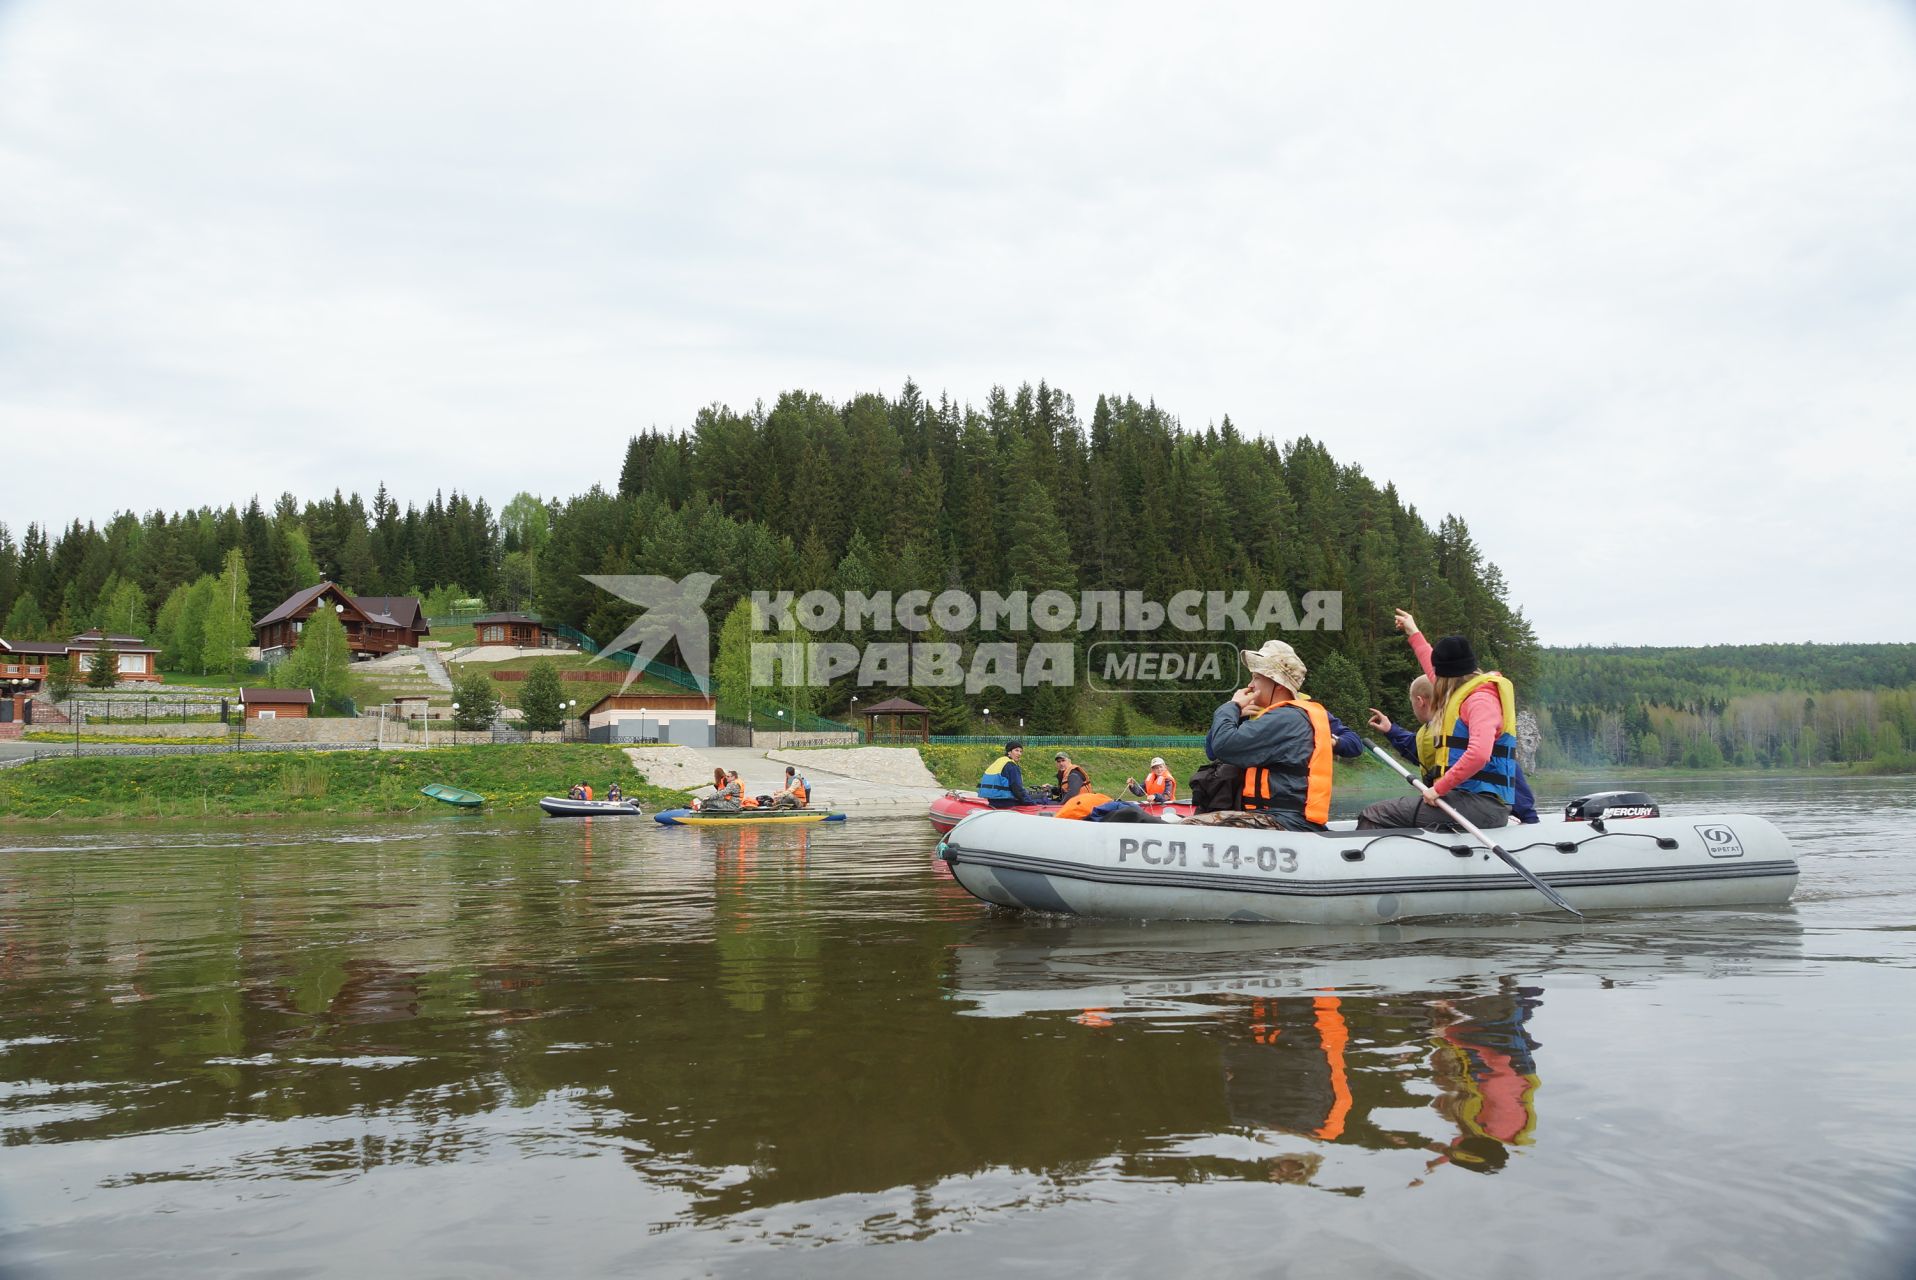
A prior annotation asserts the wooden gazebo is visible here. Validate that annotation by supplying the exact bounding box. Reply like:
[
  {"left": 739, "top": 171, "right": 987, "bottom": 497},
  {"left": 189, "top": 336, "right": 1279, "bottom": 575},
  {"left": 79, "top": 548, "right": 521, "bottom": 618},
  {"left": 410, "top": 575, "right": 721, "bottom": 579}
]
[{"left": 860, "top": 696, "right": 931, "bottom": 744}]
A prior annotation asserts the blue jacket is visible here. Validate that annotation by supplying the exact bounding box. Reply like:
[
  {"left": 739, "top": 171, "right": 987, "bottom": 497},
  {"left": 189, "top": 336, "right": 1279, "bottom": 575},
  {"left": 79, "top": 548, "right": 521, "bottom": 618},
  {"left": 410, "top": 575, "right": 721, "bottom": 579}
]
[
  {"left": 979, "top": 757, "right": 1036, "bottom": 806},
  {"left": 1384, "top": 722, "right": 1539, "bottom": 823}
]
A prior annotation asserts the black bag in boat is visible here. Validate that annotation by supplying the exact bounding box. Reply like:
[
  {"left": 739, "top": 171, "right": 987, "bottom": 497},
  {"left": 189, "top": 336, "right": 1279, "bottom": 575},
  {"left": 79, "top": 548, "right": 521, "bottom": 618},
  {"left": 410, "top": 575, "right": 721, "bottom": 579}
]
[{"left": 1189, "top": 761, "right": 1243, "bottom": 814}]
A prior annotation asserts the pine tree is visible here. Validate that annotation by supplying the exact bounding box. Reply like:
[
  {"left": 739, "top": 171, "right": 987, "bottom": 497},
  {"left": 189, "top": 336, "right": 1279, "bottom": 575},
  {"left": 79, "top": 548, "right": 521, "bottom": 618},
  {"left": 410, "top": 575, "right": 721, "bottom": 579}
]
[
  {"left": 1309, "top": 651, "right": 1371, "bottom": 733},
  {"left": 85, "top": 630, "right": 119, "bottom": 689},
  {"left": 451, "top": 671, "right": 499, "bottom": 731},
  {"left": 518, "top": 659, "right": 567, "bottom": 731}
]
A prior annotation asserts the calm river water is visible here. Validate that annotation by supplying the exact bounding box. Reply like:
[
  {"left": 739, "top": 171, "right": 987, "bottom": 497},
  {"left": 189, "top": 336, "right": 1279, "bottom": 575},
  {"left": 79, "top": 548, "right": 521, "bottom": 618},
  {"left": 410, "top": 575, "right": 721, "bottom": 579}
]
[{"left": 3, "top": 776, "right": 1914, "bottom": 1278}]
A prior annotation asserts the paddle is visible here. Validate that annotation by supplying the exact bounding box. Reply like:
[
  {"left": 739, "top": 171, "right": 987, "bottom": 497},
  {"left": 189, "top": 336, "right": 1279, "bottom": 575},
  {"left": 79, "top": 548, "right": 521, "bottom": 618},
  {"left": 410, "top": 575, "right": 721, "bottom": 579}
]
[{"left": 1366, "top": 740, "right": 1582, "bottom": 918}]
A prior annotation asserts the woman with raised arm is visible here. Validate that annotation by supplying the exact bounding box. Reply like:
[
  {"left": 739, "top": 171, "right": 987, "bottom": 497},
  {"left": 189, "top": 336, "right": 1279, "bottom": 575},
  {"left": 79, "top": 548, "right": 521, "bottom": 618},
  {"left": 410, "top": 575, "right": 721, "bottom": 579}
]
[{"left": 1356, "top": 609, "right": 1521, "bottom": 831}]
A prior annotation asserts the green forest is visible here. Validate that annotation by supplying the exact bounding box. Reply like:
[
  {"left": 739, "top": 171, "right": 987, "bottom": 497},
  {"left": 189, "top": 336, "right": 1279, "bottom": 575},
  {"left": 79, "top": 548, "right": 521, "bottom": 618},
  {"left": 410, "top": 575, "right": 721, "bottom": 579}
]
[
  {"left": 2, "top": 380, "right": 1909, "bottom": 770},
  {"left": 1536, "top": 644, "right": 1916, "bottom": 771},
  {"left": 0, "top": 382, "right": 1534, "bottom": 734}
]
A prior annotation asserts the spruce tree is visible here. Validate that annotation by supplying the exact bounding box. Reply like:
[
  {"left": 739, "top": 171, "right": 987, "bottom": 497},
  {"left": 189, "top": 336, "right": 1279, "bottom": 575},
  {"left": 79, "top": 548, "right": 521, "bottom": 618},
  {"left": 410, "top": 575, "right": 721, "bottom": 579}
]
[
  {"left": 517, "top": 659, "right": 566, "bottom": 731},
  {"left": 85, "top": 630, "right": 119, "bottom": 689}
]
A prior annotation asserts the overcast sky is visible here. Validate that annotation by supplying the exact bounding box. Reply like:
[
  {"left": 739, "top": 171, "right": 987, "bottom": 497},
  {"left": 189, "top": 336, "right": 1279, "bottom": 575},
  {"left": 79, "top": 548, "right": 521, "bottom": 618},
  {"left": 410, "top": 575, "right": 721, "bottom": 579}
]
[{"left": 2, "top": 2, "right": 1912, "bottom": 646}]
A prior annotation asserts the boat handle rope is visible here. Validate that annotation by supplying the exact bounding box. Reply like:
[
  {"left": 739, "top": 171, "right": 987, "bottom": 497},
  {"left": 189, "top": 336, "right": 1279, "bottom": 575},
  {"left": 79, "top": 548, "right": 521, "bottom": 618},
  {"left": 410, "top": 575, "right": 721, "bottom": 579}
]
[{"left": 1337, "top": 828, "right": 1682, "bottom": 861}]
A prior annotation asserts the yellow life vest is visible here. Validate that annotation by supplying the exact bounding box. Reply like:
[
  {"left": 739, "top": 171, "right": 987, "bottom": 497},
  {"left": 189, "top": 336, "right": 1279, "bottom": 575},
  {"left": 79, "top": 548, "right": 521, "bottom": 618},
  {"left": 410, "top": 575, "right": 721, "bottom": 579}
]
[
  {"left": 1436, "top": 672, "right": 1519, "bottom": 802},
  {"left": 1414, "top": 721, "right": 1443, "bottom": 783}
]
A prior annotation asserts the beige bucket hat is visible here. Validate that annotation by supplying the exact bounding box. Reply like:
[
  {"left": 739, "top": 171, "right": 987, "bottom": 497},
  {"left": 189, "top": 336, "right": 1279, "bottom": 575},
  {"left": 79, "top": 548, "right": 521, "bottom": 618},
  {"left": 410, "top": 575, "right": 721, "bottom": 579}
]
[{"left": 1241, "top": 639, "right": 1307, "bottom": 691}]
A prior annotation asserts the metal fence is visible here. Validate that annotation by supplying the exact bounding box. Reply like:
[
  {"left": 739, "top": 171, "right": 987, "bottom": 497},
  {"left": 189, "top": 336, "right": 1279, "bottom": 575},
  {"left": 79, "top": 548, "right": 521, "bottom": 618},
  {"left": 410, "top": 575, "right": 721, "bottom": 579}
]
[
  {"left": 928, "top": 734, "right": 1209, "bottom": 749},
  {"left": 0, "top": 741, "right": 385, "bottom": 765}
]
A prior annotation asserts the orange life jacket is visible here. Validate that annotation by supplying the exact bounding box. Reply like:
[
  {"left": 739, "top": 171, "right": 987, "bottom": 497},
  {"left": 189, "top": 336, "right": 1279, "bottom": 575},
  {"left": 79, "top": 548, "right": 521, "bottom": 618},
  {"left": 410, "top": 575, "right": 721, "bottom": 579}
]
[
  {"left": 1055, "top": 791, "right": 1115, "bottom": 820},
  {"left": 582, "top": 785, "right": 594, "bottom": 802},
  {"left": 1143, "top": 771, "right": 1176, "bottom": 801},
  {"left": 1239, "top": 697, "right": 1333, "bottom": 826}
]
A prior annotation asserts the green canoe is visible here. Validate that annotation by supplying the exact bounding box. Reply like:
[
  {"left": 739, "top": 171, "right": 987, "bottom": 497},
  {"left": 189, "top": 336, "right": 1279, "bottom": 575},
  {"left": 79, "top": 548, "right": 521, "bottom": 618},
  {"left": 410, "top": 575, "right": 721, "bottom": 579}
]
[{"left": 421, "top": 783, "right": 485, "bottom": 808}]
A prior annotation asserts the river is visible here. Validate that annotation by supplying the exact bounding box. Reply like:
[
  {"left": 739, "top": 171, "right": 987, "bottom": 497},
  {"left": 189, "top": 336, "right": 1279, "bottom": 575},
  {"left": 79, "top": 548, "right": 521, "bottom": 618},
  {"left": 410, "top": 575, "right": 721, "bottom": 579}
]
[{"left": 2, "top": 775, "right": 1913, "bottom": 1278}]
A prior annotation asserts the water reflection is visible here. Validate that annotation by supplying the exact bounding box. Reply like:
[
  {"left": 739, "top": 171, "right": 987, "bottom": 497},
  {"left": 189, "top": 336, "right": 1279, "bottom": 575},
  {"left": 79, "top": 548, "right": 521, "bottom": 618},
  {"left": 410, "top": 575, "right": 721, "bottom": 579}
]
[
  {"left": 948, "top": 926, "right": 1557, "bottom": 1190},
  {"left": 0, "top": 796, "right": 1876, "bottom": 1269}
]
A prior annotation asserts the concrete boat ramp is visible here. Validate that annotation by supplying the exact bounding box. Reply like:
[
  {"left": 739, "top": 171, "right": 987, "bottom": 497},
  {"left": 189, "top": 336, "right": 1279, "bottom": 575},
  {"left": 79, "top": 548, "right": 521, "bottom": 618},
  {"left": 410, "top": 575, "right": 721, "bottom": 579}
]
[{"left": 622, "top": 744, "right": 946, "bottom": 816}]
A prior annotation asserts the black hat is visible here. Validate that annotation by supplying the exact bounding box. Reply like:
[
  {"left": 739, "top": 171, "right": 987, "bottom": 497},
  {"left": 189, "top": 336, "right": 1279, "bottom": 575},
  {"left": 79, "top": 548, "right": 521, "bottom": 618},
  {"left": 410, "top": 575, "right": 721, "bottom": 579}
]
[
  {"left": 1431, "top": 635, "right": 1477, "bottom": 677},
  {"left": 1005, "top": 739, "right": 1023, "bottom": 753}
]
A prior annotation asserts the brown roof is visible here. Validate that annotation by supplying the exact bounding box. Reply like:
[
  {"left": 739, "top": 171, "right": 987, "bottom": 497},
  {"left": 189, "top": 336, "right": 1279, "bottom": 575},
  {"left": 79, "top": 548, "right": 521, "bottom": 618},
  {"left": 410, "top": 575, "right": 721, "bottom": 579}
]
[
  {"left": 254, "top": 584, "right": 425, "bottom": 633},
  {"left": 255, "top": 583, "right": 351, "bottom": 629},
  {"left": 356, "top": 595, "right": 424, "bottom": 630},
  {"left": 240, "top": 687, "right": 316, "bottom": 705},
  {"left": 67, "top": 631, "right": 160, "bottom": 652},
  {"left": 1, "top": 639, "right": 67, "bottom": 655},
  {"left": 471, "top": 612, "right": 541, "bottom": 626},
  {"left": 580, "top": 692, "right": 718, "bottom": 717},
  {"left": 860, "top": 697, "right": 930, "bottom": 715}
]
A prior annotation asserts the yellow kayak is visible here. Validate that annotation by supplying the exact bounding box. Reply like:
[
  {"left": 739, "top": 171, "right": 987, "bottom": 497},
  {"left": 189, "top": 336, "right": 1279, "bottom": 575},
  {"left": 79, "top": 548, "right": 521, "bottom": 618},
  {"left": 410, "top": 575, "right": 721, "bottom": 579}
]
[{"left": 654, "top": 808, "right": 847, "bottom": 827}]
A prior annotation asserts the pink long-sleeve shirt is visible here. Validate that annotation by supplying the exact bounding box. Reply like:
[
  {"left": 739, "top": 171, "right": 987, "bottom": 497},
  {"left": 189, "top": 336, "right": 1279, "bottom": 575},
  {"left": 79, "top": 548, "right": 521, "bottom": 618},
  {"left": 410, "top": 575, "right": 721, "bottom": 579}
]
[{"left": 1410, "top": 631, "right": 1501, "bottom": 797}]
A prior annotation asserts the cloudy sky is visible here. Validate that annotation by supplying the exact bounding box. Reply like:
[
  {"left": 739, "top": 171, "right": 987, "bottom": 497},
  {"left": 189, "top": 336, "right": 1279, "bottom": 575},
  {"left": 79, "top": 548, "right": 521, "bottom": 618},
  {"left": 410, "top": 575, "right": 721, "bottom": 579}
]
[{"left": 2, "top": 2, "right": 1912, "bottom": 645}]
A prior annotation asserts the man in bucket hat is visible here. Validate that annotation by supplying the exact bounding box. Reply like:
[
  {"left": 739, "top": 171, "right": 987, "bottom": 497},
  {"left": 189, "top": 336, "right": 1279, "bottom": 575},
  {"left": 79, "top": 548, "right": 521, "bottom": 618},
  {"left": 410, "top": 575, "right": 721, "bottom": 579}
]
[{"left": 1187, "top": 640, "right": 1362, "bottom": 830}]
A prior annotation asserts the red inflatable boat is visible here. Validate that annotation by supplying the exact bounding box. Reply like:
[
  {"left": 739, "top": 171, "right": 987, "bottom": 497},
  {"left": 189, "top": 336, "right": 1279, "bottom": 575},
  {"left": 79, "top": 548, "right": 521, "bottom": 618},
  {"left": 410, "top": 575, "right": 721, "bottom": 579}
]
[{"left": 927, "top": 790, "right": 1193, "bottom": 833}]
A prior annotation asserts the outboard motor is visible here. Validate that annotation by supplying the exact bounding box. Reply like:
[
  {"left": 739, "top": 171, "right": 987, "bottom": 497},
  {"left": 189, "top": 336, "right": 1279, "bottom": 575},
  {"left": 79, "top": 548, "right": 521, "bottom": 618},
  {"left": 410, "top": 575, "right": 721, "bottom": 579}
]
[{"left": 1564, "top": 791, "right": 1660, "bottom": 822}]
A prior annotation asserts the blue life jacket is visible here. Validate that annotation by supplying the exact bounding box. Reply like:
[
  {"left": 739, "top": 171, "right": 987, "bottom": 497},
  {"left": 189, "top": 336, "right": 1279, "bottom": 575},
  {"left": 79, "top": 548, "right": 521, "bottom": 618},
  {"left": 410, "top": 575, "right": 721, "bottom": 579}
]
[
  {"left": 978, "top": 755, "right": 1017, "bottom": 802},
  {"left": 1439, "top": 674, "right": 1520, "bottom": 806}
]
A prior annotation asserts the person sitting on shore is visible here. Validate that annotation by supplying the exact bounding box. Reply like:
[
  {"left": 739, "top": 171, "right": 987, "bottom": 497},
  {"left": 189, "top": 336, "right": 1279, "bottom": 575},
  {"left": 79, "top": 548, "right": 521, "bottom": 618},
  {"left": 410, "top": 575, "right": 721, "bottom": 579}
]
[
  {"left": 1052, "top": 752, "right": 1091, "bottom": 801},
  {"left": 771, "top": 765, "right": 810, "bottom": 808},
  {"left": 1126, "top": 757, "right": 1178, "bottom": 805},
  {"left": 1368, "top": 675, "right": 1538, "bottom": 824},
  {"left": 978, "top": 741, "right": 1038, "bottom": 808},
  {"left": 1356, "top": 610, "right": 1521, "bottom": 832},
  {"left": 1186, "top": 640, "right": 1343, "bottom": 831}
]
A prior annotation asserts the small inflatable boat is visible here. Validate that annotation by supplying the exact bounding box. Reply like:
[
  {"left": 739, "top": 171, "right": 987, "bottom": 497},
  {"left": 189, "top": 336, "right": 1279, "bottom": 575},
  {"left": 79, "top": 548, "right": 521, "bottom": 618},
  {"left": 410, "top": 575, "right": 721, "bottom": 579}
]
[
  {"left": 539, "top": 796, "right": 644, "bottom": 817},
  {"left": 929, "top": 790, "right": 1193, "bottom": 832},
  {"left": 938, "top": 797, "right": 1798, "bottom": 923},
  {"left": 654, "top": 807, "right": 848, "bottom": 826}
]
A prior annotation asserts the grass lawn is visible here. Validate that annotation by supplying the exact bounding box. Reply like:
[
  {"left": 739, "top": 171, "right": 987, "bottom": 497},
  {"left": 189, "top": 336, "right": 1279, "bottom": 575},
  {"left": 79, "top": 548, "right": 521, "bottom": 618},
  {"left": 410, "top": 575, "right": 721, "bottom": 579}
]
[{"left": 0, "top": 744, "right": 687, "bottom": 821}]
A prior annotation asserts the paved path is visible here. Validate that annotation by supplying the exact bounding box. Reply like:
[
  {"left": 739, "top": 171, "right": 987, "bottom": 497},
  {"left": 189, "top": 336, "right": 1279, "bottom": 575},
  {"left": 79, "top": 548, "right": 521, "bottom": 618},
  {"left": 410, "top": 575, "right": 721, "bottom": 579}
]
[
  {"left": 622, "top": 744, "right": 946, "bottom": 815},
  {"left": 415, "top": 649, "right": 454, "bottom": 691}
]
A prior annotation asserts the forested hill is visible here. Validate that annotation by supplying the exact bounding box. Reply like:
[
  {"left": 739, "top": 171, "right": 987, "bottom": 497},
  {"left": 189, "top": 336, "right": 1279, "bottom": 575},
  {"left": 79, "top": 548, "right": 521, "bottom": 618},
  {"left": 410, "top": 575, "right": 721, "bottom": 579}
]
[
  {"left": 1535, "top": 644, "right": 1916, "bottom": 770},
  {"left": 1540, "top": 644, "right": 1916, "bottom": 705},
  {"left": 0, "top": 381, "right": 1535, "bottom": 730}
]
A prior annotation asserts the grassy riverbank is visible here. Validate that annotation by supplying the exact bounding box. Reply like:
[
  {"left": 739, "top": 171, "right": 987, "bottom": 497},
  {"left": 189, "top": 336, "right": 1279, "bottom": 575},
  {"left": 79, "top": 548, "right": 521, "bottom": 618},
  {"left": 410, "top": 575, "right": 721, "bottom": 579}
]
[{"left": 0, "top": 745, "right": 687, "bottom": 821}]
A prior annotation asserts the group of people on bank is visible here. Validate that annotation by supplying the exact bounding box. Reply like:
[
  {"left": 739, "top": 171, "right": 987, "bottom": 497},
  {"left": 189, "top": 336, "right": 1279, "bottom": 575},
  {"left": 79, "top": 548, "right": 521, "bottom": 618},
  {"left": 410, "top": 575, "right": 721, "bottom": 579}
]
[
  {"left": 975, "top": 608, "right": 1536, "bottom": 832},
  {"left": 696, "top": 765, "right": 811, "bottom": 812}
]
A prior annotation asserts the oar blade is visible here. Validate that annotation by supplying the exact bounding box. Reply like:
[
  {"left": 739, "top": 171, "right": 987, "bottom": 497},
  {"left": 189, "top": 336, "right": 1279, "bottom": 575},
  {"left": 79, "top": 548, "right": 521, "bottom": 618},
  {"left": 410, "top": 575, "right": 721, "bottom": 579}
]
[{"left": 1488, "top": 842, "right": 1582, "bottom": 917}]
